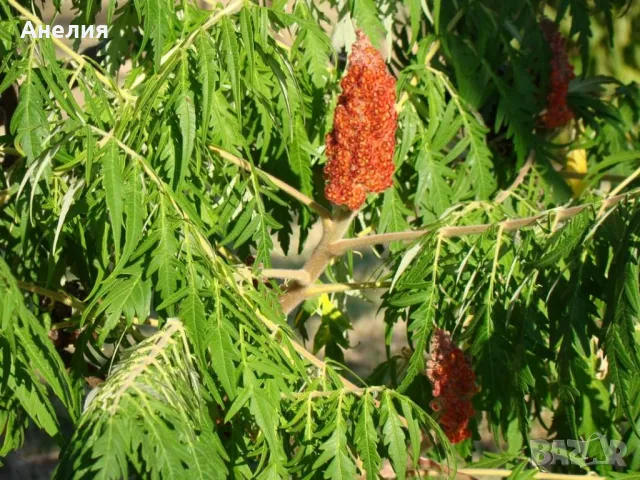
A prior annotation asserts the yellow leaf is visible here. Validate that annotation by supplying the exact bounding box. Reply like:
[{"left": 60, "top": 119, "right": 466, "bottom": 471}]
[
  {"left": 565, "top": 148, "right": 588, "bottom": 197},
  {"left": 320, "top": 293, "right": 342, "bottom": 321}
]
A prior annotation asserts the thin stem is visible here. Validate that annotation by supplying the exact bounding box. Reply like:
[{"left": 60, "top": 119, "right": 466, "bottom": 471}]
[
  {"left": 562, "top": 171, "right": 628, "bottom": 182},
  {"left": 17, "top": 281, "right": 85, "bottom": 311},
  {"left": 261, "top": 268, "right": 310, "bottom": 283},
  {"left": 281, "top": 386, "right": 386, "bottom": 400},
  {"left": 301, "top": 281, "right": 392, "bottom": 298},
  {"left": 492, "top": 148, "right": 628, "bottom": 206},
  {"left": 210, "top": 146, "right": 332, "bottom": 221},
  {"left": 599, "top": 164, "right": 640, "bottom": 216},
  {"left": 608, "top": 162, "right": 640, "bottom": 198},
  {"left": 264, "top": 316, "right": 408, "bottom": 428},
  {"left": 495, "top": 150, "right": 535, "bottom": 203},
  {"left": 16, "top": 281, "right": 159, "bottom": 329},
  {"left": 257, "top": 312, "right": 362, "bottom": 392}
]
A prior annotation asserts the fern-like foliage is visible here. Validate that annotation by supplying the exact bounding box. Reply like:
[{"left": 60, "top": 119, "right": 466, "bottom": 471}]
[
  {"left": 379, "top": 193, "right": 640, "bottom": 476},
  {"left": 0, "top": 257, "right": 80, "bottom": 453},
  {"left": 1, "top": 0, "right": 639, "bottom": 477},
  {"left": 55, "top": 320, "right": 228, "bottom": 479}
]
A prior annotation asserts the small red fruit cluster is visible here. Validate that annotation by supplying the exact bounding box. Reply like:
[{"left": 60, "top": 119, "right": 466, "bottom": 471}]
[
  {"left": 324, "top": 30, "right": 397, "bottom": 210},
  {"left": 426, "top": 328, "right": 478, "bottom": 444},
  {"left": 540, "top": 18, "right": 575, "bottom": 128}
]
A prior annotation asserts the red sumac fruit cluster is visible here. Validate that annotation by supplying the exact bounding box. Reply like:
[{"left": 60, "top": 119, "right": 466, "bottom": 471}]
[
  {"left": 541, "top": 18, "right": 575, "bottom": 128},
  {"left": 323, "top": 30, "right": 397, "bottom": 210}
]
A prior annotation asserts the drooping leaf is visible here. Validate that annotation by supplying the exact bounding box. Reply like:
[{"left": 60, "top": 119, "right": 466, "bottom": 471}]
[
  {"left": 355, "top": 393, "right": 381, "bottom": 479},
  {"left": 102, "top": 139, "right": 125, "bottom": 262}
]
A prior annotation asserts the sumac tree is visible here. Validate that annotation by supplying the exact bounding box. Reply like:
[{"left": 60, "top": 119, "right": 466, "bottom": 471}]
[{"left": 0, "top": 0, "right": 639, "bottom": 478}]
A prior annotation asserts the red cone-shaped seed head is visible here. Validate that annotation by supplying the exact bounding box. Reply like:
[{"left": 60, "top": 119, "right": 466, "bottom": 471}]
[
  {"left": 540, "top": 18, "right": 575, "bottom": 128},
  {"left": 324, "top": 30, "right": 398, "bottom": 210},
  {"left": 426, "top": 328, "right": 478, "bottom": 444}
]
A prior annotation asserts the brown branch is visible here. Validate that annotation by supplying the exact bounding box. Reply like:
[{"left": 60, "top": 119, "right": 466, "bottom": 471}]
[
  {"left": 409, "top": 466, "right": 605, "bottom": 480},
  {"left": 329, "top": 231, "right": 426, "bottom": 255},
  {"left": 210, "top": 146, "right": 332, "bottom": 221},
  {"left": 279, "top": 186, "right": 640, "bottom": 313},
  {"left": 279, "top": 207, "right": 357, "bottom": 314},
  {"left": 261, "top": 268, "right": 310, "bottom": 283},
  {"left": 329, "top": 189, "right": 640, "bottom": 254},
  {"left": 495, "top": 150, "right": 535, "bottom": 203}
]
